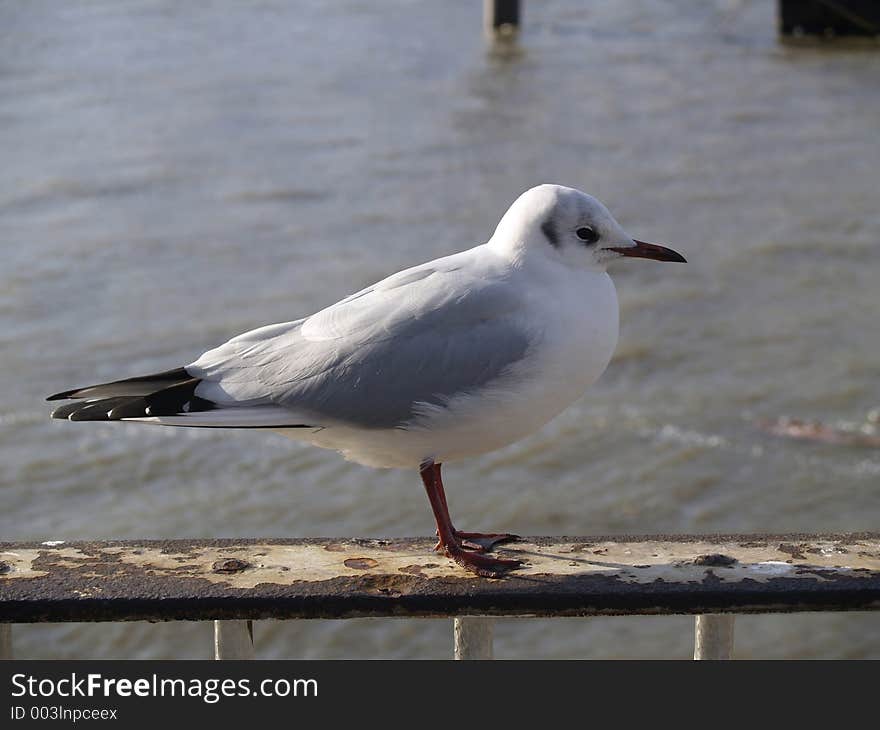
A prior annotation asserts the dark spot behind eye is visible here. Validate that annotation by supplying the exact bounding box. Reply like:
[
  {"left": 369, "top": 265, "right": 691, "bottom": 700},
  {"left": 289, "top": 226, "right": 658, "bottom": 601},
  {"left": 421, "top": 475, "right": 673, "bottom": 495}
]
[
  {"left": 576, "top": 226, "right": 599, "bottom": 244},
  {"left": 541, "top": 219, "right": 559, "bottom": 247}
]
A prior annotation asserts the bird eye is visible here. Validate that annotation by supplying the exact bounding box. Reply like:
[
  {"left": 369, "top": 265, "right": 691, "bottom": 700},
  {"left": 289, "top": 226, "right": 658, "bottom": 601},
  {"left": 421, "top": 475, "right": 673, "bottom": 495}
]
[{"left": 576, "top": 226, "right": 599, "bottom": 244}]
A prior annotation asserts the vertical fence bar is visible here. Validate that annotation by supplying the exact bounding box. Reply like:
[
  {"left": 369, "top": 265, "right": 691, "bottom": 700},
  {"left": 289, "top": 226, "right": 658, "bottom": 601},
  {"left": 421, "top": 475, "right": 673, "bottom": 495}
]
[
  {"left": 454, "top": 617, "right": 494, "bottom": 659},
  {"left": 0, "top": 624, "right": 12, "bottom": 660},
  {"left": 214, "top": 620, "right": 255, "bottom": 660},
  {"left": 694, "top": 615, "right": 735, "bottom": 660}
]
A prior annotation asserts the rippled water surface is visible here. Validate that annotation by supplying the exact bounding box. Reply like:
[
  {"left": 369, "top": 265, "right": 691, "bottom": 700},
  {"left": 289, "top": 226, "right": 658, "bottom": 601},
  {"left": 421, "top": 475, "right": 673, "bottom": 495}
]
[{"left": 2, "top": 1, "right": 879, "bottom": 659}]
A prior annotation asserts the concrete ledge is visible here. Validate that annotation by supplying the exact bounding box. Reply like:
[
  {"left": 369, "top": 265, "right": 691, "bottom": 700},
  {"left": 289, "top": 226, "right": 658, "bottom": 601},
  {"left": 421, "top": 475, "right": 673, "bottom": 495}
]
[{"left": 1, "top": 534, "right": 878, "bottom": 622}]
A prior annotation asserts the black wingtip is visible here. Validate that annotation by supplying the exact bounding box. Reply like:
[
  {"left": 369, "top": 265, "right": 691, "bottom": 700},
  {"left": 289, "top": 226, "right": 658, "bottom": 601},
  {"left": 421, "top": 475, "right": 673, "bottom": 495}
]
[
  {"left": 107, "top": 400, "right": 150, "bottom": 420},
  {"left": 68, "top": 409, "right": 101, "bottom": 422},
  {"left": 50, "top": 402, "right": 81, "bottom": 419},
  {"left": 46, "top": 367, "right": 192, "bottom": 402}
]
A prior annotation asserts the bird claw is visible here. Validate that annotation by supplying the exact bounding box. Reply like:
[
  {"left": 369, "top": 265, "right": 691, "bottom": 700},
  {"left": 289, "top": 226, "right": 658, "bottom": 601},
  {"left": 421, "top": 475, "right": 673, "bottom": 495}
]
[
  {"left": 433, "top": 530, "right": 520, "bottom": 554},
  {"left": 432, "top": 537, "right": 487, "bottom": 552},
  {"left": 432, "top": 529, "right": 523, "bottom": 576},
  {"left": 444, "top": 544, "right": 524, "bottom": 577}
]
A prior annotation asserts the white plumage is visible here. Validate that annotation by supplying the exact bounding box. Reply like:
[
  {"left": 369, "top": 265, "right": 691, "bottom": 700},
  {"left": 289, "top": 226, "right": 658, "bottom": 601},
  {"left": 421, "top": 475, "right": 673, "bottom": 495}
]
[
  {"left": 49, "top": 184, "right": 685, "bottom": 575},
  {"left": 148, "top": 185, "right": 622, "bottom": 467}
]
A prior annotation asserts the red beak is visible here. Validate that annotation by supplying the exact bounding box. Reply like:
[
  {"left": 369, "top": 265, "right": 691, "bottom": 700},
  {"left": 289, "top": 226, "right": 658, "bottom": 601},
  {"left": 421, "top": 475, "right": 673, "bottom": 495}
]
[{"left": 606, "top": 240, "right": 687, "bottom": 263}]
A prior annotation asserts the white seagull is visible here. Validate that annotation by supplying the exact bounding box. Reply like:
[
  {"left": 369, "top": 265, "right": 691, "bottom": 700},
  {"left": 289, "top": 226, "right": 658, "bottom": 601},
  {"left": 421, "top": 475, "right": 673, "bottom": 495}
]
[{"left": 48, "top": 184, "right": 685, "bottom": 576}]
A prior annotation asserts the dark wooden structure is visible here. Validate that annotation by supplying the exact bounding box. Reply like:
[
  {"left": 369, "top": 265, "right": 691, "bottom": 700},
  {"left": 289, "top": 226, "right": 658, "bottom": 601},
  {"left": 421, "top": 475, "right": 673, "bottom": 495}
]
[{"left": 780, "top": 0, "right": 880, "bottom": 37}]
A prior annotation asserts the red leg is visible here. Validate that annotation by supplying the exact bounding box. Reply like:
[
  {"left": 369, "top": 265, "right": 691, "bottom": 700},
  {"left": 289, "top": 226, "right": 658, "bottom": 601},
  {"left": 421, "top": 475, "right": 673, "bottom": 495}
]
[
  {"left": 420, "top": 461, "right": 522, "bottom": 577},
  {"left": 430, "top": 463, "right": 519, "bottom": 552}
]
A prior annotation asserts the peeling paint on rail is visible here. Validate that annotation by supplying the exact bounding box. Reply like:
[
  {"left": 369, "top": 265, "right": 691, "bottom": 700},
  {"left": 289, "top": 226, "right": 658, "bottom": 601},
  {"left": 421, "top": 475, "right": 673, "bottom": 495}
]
[{"left": 1, "top": 534, "right": 878, "bottom": 622}]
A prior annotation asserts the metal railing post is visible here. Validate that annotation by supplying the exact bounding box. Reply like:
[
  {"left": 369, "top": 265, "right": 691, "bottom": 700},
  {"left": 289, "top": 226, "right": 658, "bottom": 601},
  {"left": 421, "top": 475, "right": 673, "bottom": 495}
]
[
  {"left": 0, "top": 624, "right": 12, "bottom": 660},
  {"left": 214, "top": 620, "right": 254, "bottom": 660},
  {"left": 454, "top": 617, "right": 494, "bottom": 659},
  {"left": 694, "top": 615, "right": 735, "bottom": 660}
]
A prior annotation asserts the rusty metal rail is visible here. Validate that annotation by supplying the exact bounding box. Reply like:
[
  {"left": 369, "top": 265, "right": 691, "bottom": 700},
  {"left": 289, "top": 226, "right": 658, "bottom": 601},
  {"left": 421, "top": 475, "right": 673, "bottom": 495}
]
[{"left": 2, "top": 533, "right": 879, "bottom": 659}]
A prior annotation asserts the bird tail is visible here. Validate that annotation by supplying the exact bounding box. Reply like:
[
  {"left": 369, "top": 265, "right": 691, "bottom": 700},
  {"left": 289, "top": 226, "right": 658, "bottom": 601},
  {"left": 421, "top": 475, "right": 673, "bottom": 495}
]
[{"left": 46, "top": 367, "right": 214, "bottom": 421}]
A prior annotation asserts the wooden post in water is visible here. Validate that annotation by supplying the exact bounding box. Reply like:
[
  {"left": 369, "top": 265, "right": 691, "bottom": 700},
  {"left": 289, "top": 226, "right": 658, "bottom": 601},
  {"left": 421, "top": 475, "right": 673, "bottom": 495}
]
[
  {"left": 0, "top": 624, "right": 11, "bottom": 659},
  {"left": 779, "top": 0, "right": 880, "bottom": 37},
  {"left": 214, "top": 620, "right": 254, "bottom": 660},
  {"left": 454, "top": 617, "right": 494, "bottom": 659},
  {"left": 484, "top": 0, "right": 520, "bottom": 39},
  {"left": 693, "top": 615, "right": 735, "bottom": 660}
]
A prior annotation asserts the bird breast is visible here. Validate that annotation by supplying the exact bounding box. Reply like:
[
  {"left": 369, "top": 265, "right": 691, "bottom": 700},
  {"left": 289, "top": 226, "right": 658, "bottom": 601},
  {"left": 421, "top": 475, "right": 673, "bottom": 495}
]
[
  {"left": 517, "top": 269, "right": 619, "bottom": 416},
  {"left": 401, "top": 269, "right": 620, "bottom": 462}
]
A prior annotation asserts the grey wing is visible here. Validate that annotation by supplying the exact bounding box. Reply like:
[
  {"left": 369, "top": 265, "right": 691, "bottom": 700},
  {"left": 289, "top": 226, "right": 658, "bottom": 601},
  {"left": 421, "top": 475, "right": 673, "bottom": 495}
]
[
  {"left": 277, "top": 303, "right": 532, "bottom": 428},
  {"left": 188, "top": 257, "right": 534, "bottom": 429}
]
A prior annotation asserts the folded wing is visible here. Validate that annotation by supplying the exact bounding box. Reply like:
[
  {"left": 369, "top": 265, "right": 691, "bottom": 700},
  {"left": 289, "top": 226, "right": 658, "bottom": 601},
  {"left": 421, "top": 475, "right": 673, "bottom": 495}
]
[
  {"left": 49, "top": 251, "right": 535, "bottom": 430},
  {"left": 189, "top": 253, "right": 534, "bottom": 429}
]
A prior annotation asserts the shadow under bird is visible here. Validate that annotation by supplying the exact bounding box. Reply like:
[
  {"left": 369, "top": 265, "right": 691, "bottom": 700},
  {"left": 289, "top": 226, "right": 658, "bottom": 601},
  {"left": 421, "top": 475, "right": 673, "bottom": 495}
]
[{"left": 48, "top": 184, "right": 686, "bottom": 576}]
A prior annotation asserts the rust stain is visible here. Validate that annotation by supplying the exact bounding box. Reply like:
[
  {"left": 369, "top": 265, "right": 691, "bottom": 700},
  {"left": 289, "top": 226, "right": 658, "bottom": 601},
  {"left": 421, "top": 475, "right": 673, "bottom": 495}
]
[
  {"left": 344, "top": 557, "right": 379, "bottom": 570},
  {"left": 324, "top": 544, "right": 347, "bottom": 553},
  {"left": 778, "top": 543, "right": 808, "bottom": 560},
  {"left": 382, "top": 540, "right": 412, "bottom": 552},
  {"left": 569, "top": 543, "right": 595, "bottom": 552},
  {"left": 398, "top": 564, "right": 424, "bottom": 575},
  {"left": 212, "top": 558, "right": 251, "bottom": 574}
]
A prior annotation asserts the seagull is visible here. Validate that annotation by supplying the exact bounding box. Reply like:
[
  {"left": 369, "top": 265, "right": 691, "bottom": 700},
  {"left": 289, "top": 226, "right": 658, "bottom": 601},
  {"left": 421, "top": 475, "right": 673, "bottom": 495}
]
[{"left": 47, "top": 184, "right": 685, "bottom": 576}]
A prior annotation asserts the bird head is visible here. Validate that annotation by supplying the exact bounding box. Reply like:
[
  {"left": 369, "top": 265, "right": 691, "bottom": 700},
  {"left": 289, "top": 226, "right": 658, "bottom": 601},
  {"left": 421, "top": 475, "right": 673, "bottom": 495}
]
[{"left": 490, "top": 184, "right": 686, "bottom": 271}]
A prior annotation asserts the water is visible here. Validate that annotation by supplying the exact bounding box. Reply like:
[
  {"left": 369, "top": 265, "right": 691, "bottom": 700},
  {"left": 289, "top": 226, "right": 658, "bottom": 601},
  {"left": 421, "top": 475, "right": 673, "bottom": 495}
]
[{"left": 1, "top": 0, "right": 879, "bottom": 659}]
